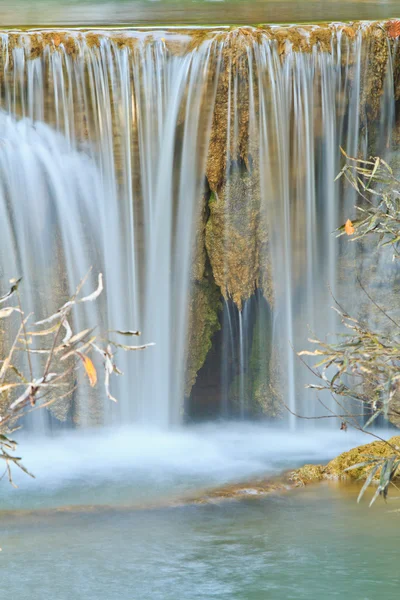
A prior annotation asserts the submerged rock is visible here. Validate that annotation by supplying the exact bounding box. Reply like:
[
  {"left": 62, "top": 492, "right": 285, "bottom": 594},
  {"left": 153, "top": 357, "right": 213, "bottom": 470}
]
[{"left": 183, "top": 475, "right": 293, "bottom": 504}]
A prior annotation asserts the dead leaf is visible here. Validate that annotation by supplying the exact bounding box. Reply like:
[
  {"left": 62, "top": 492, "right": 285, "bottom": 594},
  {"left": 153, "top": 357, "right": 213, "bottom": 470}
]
[
  {"left": 0, "top": 307, "right": 22, "bottom": 319},
  {"left": 111, "top": 330, "right": 141, "bottom": 336},
  {"left": 0, "top": 278, "right": 22, "bottom": 305},
  {"left": 76, "top": 352, "right": 97, "bottom": 387},
  {"left": 387, "top": 20, "right": 400, "bottom": 39},
  {"left": 345, "top": 219, "right": 355, "bottom": 235}
]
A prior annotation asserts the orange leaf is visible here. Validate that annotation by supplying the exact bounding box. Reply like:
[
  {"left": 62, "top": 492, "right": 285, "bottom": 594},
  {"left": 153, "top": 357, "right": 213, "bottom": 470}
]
[
  {"left": 77, "top": 352, "right": 97, "bottom": 387},
  {"left": 345, "top": 219, "right": 355, "bottom": 235},
  {"left": 53, "top": 34, "right": 61, "bottom": 47},
  {"left": 387, "top": 20, "right": 400, "bottom": 39}
]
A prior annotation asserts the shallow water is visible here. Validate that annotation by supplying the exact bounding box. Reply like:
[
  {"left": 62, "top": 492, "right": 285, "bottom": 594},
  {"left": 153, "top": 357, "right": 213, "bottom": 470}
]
[
  {"left": 2, "top": 424, "right": 400, "bottom": 599},
  {"left": 2, "top": 483, "right": 400, "bottom": 599}
]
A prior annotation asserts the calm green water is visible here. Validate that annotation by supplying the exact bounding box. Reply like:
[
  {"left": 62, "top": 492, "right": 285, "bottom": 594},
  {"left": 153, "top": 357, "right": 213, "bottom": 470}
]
[
  {"left": 2, "top": 483, "right": 399, "bottom": 599},
  {"left": 0, "top": 0, "right": 398, "bottom": 26},
  {"left": 1, "top": 425, "right": 399, "bottom": 598}
]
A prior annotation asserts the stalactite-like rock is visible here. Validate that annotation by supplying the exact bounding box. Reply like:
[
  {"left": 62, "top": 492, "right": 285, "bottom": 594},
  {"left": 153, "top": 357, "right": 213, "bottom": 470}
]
[{"left": 205, "top": 171, "right": 273, "bottom": 310}]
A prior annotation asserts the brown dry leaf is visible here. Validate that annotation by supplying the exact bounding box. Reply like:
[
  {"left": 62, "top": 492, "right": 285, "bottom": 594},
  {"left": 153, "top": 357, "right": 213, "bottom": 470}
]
[
  {"left": 77, "top": 351, "right": 97, "bottom": 387},
  {"left": 387, "top": 20, "right": 400, "bottom": 39},
  {"left": 53, "top": 34, "right": 61, "bottom": 47},
  {"left": 345, "top": 219, "right": 355, "bottom": 235}
]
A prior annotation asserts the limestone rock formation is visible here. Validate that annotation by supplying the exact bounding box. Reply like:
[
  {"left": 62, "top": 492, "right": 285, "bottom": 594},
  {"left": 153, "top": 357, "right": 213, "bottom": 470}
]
[{"left": 205, "top": 174, "right": 272, "bottom": 310}]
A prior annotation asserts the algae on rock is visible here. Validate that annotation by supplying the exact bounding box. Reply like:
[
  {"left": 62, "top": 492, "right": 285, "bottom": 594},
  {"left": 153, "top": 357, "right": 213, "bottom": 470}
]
[
  {"left": 185, "top": 275, "right": 221, "bottom": 397},
  {"left": 229, "top": 303, "right": 282, "bottom": 417},
  {"left": 185, "top": 194, "right": 222, "bottom": 398}
]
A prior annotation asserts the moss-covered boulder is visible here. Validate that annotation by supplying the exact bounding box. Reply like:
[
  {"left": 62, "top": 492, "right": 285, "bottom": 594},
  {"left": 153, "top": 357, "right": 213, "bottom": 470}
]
[{"left": 290, "top": 435, "right": 400, "bottom": 486}]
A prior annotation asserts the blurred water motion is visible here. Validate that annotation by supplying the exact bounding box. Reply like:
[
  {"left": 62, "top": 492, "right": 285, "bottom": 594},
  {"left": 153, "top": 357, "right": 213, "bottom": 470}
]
[{"left": 0, "top": 0, "right": 398, "bottom": 27}]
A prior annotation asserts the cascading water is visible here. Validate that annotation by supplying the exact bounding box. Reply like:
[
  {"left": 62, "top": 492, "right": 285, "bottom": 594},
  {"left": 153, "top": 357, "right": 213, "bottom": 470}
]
[
  {"left": 0, "top": 23, "right": 397, "bottom": 430},
  {"left": 0, "top": 113, "right": 113, "bottom": 429}
]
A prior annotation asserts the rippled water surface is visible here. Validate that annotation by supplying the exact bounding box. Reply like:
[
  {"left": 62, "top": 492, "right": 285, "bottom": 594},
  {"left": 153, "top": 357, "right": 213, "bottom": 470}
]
[
  {"left": 3, "top": 484, "right": 400, "bottom": 599},
  {"left": 2, "top": 424, "right": 399, "bottom": 599}
]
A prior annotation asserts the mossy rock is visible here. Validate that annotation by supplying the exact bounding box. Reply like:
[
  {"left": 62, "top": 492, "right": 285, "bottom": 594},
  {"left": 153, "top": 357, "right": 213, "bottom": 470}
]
[
  {"left": 228, "top": 303, "right": 282, "bottom": 417},
  {"left": 290, "top": 436, "right": 400, "bottom": 486},
  {"left": 205, "top": 171, "right": 273, "bottom": 309},
  {"left": 289, "top": 464, "right": 326, "bottom": 486},
  {"left": 324, "top": 436, "right": 400, "bottom": 480},
  {"left": 185, "top": 275, "right": 221, "bottom": 397}
]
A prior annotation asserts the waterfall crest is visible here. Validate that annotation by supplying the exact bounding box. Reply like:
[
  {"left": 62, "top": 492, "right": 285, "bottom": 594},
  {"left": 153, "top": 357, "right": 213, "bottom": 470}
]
[{"left": 0, "top": 23, "right": 396, "bottom": 428}]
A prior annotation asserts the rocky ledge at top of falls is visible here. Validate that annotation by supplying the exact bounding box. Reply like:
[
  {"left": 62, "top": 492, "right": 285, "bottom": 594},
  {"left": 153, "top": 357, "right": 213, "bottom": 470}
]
[{"left": 181, "top": 436, "right": 400, "bottom": 504}]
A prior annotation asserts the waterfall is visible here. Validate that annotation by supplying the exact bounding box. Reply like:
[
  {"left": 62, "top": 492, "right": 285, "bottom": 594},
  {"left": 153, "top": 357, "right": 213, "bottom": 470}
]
[{"left": 0, "top": 24, "right": 396, "bottom": 429}]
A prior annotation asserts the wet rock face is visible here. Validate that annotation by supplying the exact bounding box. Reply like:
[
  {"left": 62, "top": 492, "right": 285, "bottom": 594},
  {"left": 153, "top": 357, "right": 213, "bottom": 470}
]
[
  {"left": 185, "top": 275, "right": 221, "bottom": 398},
  {"left": 205, "top": 172, "right": 271, "bottom": 310},
  {"left": 227, "top": 298, "right": 282, "bottom": 418},
  {"left": 184, "top": 195, "right": 222, "bottom": 398},
  {"left": 193, "top": 21, "right": 400, "bottom": 418},
  {"left": 205, "top": 27, "right": 260, "bottom": 194},
  {"left": 201, "top": 20, "right": 395, "bottom": 315},
  {"left": 358, "top": 26, "right": 390, "bottom": 126}
]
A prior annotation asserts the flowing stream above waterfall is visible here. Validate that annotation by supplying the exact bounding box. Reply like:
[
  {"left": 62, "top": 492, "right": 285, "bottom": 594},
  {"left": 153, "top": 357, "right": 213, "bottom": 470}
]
[{"left": 0, "top": 23, "right": 398, "bottom": 429}]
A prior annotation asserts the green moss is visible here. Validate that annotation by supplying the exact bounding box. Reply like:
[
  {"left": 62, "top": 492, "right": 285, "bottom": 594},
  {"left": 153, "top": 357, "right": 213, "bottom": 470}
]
[
  {"left": 182, "top": 192, "right": 223, "bottom": 397},
  {"left": 324, "top": 436, "right": 400, "bottom": 480},
  {"left": 290, "top": 436, "right": 400, "bottom": 486},
  {"left": 289, "top": 464, "right": 326, "bottom": 487},
  {"left": 228, "top": 304, "right": 282, "bottom": 417},
  {"left": 185, "top": 274, "right": 221, "bottom": 397}
]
